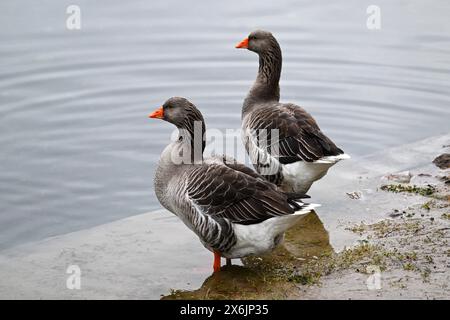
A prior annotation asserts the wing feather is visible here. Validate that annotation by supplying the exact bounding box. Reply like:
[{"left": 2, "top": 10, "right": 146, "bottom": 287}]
[
  {"left": 245, "top": 103, "right": 345, "bottom": 164},
  {"left": 186, "top": 162, "right": 305, "bottom": 224}
]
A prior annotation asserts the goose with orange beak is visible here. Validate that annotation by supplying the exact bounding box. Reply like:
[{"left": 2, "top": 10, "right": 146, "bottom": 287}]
[
  {"left": 149, "top": 97, "right": 319, "bottom": 273},
  {"left": 236, "top": 30, "right": 350, "bottom": 194}
]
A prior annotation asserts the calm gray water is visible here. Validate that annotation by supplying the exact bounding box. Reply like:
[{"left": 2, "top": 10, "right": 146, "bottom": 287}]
[{"left": 1, "top": 0, "right": 449, "bottom": 250}]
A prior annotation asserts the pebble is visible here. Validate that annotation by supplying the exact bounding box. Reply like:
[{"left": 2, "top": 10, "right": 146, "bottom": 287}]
[
  {"left": 433, "top": 153, "right": 450, "bottom": 169},
  {"left": 382, "top": 171, "right": 412, "bottom": 183}
]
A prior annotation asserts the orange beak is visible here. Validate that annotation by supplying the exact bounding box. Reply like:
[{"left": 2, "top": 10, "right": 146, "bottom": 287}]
[
  {"left": 148, "top": 106, "right": 164, "bottom": 119},
  {"left": 235, "top": 37, "right": 249, "bottom": 49}
]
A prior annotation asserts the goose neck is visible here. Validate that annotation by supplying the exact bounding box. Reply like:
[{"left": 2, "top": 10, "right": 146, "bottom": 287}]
[{"left": 243, "top": 48, "right": 282, "bottom": 114}]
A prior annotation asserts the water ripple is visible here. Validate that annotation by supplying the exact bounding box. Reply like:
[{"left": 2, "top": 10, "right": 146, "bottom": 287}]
[{"left": 1, "top": 0, "right": 449, "bottom": 251}]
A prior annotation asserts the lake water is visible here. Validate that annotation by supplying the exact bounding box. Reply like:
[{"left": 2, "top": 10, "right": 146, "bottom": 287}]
[{"left": 1, "top": 0, "right": 449, "bottom": 250}]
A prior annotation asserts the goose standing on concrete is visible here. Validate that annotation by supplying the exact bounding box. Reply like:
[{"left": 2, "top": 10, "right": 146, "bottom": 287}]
[
  {"left": 236, "top": 30, "right": 350, "bottom": 194},
  {"left": 149, "top": 97, "right": 319, "bottom": 272}
]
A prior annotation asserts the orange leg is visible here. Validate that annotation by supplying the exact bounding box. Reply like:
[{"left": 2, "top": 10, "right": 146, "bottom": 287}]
[{"left": 213, "top": 251, "right": 221, "bottom": 272}]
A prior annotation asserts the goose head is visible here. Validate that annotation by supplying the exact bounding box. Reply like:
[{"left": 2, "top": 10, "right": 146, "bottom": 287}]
[
  {"left": 149, "top": 97, "right": 206, "bottom": 158},
  {"left": 235, "top": 30, "right": 279, "bottom": 54},
  {"left": 149, "top": 97, "right": 204, "bottom": 129}
]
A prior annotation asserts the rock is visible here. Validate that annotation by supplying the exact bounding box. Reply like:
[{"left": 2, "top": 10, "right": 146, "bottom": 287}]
[
  {"left": 432, "top": 153, "right": 450, "bottom": 169},
  {"left": 382, "top": 171, "right": 412, "bottom": 183},
  {"left": 418, "top": 173, "right": 432, "bottom": 177},
  {"left": 388, "top": 210, "right": 403, "bottom": 218},
  {"left": 346, "top": 191, "right": 362, "bottom": 200}
]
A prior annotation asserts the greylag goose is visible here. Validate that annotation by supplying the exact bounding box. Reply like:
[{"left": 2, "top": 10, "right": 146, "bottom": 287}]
[
  {"left": 236, "top": 30, "right": 350, "bottom": 194},
  {"left": 149, "top": 97, "right": 319, "bottom": 272}
]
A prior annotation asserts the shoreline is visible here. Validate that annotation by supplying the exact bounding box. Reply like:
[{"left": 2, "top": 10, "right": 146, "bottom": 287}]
[{"left": 0, "top": 133, "right": 448, "bottom": 299}]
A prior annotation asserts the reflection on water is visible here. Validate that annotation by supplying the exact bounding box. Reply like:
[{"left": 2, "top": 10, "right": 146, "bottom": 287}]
[
  {"left": 162, "top": 212, "right": 332, "bottom": 299},
  {"left": 0, "top": 1, "right": 449, "bottom": 252}
]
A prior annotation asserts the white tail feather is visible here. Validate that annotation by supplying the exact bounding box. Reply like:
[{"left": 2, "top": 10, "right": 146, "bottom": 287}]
[
  {"left": 314, "top": 153, "right": 351, "bottom": 164},
  {"left": 229, "top": 203, "right": 320, "bottom": 258},
  {"left": 268, "top": 203, "right": 320, "bottom": 235}
]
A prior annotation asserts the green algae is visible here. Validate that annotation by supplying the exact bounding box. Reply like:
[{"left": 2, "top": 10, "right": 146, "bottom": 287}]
[
  {"left": 380, "top": 184, "right": 436, "bottom": 196},
  {"left": 162, "top": 212, "right": 403, "bottom": 300}
]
